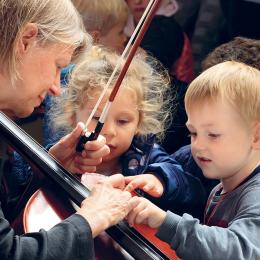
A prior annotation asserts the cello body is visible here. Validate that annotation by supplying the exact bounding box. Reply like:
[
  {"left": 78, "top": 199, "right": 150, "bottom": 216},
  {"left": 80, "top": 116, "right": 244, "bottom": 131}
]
[{"left": 22, "top": 184, "right": 178, "bottom": 260}]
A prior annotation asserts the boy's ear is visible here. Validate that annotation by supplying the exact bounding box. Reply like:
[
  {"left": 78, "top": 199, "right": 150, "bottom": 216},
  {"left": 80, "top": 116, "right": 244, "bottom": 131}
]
[
  {"left": 17, "top": 23, "right": 38, "bottom": 55},
  {"left": 252, "top": 122, "right": 260, "bottom": 149},
  {"left": 91, "top": 30, "right": 101, "bottom": 43}
]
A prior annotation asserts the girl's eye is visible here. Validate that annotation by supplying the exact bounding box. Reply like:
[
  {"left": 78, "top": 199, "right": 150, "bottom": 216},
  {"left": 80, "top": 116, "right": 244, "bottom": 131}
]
[{"left": 117, "top": 119, "right": 129, "bottom": 125}]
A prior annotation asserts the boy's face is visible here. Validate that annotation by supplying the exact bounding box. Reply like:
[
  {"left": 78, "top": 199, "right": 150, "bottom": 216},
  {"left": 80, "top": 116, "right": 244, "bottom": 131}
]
[
  {"left": 186, "top": 99, "right": 256, "bottom": 187},
  {"left": 99, "top": 22, "right": 127, "bottom": 53},
  {"left": 76, "top": 87, "right": 140, "bottom": 167}
]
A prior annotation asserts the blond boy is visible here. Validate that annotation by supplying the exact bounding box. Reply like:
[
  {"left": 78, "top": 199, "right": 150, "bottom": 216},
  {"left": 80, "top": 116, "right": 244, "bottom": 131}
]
[{"left": 127, "top": 61, "right": 260, "bottom": 260}]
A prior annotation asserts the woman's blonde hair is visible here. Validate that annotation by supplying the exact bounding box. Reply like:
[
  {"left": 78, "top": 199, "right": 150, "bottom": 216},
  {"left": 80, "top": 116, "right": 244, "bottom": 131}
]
[
  {"left": 73, "top": 0, "right": 129, "bottom": 36},
  {"left": 0, "top": 0, "right": 91, "bottom": 83},
  {"left": 185, "top": 61, "right": 260, "bottom": 124},
  {"left": 50, "top": 47, "right": 172, "bottom": 141}
]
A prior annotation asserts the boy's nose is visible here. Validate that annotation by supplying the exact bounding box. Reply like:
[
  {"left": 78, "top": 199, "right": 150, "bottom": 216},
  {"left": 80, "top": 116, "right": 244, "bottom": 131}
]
[{"left": 192, "top": 137, "right": 206, "bottom": 151}]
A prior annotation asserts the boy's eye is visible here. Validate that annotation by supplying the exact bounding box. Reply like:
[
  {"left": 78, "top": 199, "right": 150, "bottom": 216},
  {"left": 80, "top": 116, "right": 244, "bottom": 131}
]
[
  {"left": 188, "top": 132, "right": 197, "bottom": 138},
  {"left": 208, "top": 133, "right": 220, "bottom": 139}
]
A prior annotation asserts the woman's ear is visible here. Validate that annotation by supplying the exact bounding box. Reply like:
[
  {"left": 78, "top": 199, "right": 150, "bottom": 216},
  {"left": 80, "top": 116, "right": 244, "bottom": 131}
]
[
  {"left": 17, "top": 23, "right": 38, "bottom": 54},
  {"left": 252, "top": 122, "right": 260, "bottom": 149}
]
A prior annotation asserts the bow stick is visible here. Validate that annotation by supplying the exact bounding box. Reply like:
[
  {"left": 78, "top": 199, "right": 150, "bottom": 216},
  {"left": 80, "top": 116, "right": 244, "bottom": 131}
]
[{"left": 76, "top": 0, "right": 162, "bottom": 152}]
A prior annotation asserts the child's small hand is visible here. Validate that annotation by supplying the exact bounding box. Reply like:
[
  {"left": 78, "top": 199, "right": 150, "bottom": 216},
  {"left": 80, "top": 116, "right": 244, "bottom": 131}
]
[
  {"left": 127, "top": 197, "right": 166, "bottom": 228},
  {"left": 124, "top": 174, "right": 164, "bottom": 198}
]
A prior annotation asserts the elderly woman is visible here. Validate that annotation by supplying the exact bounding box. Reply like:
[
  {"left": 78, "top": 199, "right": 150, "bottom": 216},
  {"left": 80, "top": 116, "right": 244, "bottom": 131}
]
[{"left": 0, "top": 0, "right": 133, "bottom": 259}]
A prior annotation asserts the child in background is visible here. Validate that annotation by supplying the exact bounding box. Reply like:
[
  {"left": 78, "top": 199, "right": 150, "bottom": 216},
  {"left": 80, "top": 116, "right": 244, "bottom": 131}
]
[
  {"left": 125, "top": 0, "right": 195, "bottom": 84},
  {"left": 73, "top": 0, "right": 129, "bottom": 53},
  {"left": 48, "top": 46, "right": 206, "bottom": 216},
  {"left": 126, "top": 61, "right": 260, "bottom": 260}
]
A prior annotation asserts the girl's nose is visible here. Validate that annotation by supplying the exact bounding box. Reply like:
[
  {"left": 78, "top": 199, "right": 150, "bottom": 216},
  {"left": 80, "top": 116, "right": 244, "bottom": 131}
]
[{"left": 102, "top": 121, "right": 117, "bottom": 138}]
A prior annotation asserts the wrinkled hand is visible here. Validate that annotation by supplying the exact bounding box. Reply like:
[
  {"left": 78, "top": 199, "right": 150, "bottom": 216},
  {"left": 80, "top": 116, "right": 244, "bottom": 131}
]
[
  {"left": 127, "top": 197, "right": 166, "bottom": 229},
  {"left": 124, "top": 174, "right": 164, "bottom": 197},
  {"left": 76, "top": 181, "right": 133, "bottom": 237},
  {"left": 49, "top": 122, "right": 110, "bottom": 174}
]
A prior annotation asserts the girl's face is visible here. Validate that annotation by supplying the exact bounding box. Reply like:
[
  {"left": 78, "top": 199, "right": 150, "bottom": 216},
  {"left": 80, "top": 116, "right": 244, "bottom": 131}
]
[
  {"left": 126, "top": 0, "right": 150, "bottom": 23},
  {"left": 76, "top": 87, "right": 140, "bottom": 169},
  {"left": 186, "top": 99, "right": 257, "bottom": 192}
]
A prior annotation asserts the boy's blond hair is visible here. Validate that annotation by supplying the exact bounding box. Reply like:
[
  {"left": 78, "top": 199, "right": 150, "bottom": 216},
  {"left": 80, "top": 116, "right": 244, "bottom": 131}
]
[
  {"left": 0, "top": 0, "right": 90, "bottom": 84},
  {"left": 50, "top": 46, "right": 172, "bottom": 141},
  {"left": 73, "top": 0, "right": 129, "bottom": 36},
  {"left": 185, "top": 61, "right": 260, "bottom": 124}
]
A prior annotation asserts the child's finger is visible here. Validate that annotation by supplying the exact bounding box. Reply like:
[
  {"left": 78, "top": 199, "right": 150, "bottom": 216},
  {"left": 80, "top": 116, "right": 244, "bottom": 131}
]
[
  {"left": 127, "top": 200, "right": 146, "bottom": 226},
  {"left": 125, "top": 179, "right": 145, "bottom": 192},
  {"left": 106, "top": 174, "right": 125, "bottom": 190},
  {"left": 143, "top": 183, "right": 154, "bottom": 192},
  {"left": 124, "top": 176, "right": 136, "bottom": 184},
  {"left": 135, "top": 208, "right": 149, "bottom": 225}
]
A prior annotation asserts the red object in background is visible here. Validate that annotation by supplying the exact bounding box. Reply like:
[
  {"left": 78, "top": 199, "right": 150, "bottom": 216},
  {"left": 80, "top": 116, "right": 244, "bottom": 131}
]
[{"left": 172, "top": 33, "right": 195, "bottom": 83}]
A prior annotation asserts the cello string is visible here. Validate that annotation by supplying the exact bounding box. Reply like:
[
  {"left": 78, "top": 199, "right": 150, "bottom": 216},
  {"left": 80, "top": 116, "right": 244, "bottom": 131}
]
[{"left": 82, "top": 0, "right": 155, "bottom": 130}]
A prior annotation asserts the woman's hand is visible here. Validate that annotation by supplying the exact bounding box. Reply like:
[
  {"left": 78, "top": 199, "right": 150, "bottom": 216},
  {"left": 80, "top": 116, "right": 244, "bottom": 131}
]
[
  {"left": 49, "top": 122, "right": 110, "bottom": 174},
  {"left": 77, "top": 181, "right": 133, "bottom": 237},
  {"left": 124, "top": 174, "right": 164, "bottom": 197},
  {"left": 127, "top": 197, "right": 166, "bottom": 229}
]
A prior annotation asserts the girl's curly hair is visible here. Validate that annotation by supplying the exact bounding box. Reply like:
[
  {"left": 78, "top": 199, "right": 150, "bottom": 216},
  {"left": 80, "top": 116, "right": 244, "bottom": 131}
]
[{"left": 49, "top": 46, "right": 173, "bottom": 141}]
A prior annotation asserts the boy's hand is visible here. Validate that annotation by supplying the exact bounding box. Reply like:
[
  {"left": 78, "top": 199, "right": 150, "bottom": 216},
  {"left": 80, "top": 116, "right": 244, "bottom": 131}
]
[
  {"left": 124, "top": 174, "right": 164, "bottom": 197},
  {"left": 127, "top": 197, "right": 166, "bottom": 228},
  {"left": 49, "top": 122, "right": 110, "bottom": 174}
]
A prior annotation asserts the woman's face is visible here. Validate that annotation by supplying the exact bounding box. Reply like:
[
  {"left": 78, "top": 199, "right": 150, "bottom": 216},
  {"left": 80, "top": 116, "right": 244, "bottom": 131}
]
[{"left": 3, "top": 42, "right": 74, "bottom": 118}]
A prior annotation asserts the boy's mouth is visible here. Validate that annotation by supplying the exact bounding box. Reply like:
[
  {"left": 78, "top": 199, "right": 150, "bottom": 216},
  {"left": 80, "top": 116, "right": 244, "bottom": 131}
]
[{"left": 197, "top": 156, "right": 212, "bottom": 164}]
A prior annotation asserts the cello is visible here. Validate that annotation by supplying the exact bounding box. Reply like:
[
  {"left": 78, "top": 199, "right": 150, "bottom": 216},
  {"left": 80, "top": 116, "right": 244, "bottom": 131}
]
[
  {"left": 0, "top": 112, "right": 179, "bottom": 260},
  {"left": 0, "top": 0, "right": 179, "bottom": 258}
]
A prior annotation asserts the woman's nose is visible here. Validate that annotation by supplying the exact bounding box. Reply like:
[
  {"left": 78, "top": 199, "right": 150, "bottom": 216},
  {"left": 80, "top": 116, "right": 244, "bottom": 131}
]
[{"left": 48, "top": 74, "right": 61, "bottom": 96}]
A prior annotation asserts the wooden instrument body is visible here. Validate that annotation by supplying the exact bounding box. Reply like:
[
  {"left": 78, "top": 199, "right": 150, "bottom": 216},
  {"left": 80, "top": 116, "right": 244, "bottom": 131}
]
[{"left": 23, "top": 186, "right": 178, "bottom": 260}]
